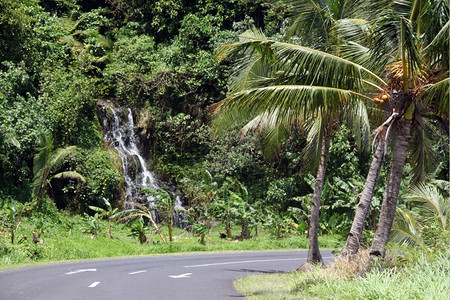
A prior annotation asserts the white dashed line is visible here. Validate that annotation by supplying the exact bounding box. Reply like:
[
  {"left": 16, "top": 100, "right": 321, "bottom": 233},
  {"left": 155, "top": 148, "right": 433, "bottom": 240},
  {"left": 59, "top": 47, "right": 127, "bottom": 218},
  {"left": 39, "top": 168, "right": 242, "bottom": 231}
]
[
  {"left": 169, "top": 273, "right": 192, "bottom": 278},
  {"left": 66, "top": 269, "right": 97, "bottom": 275},
  {"left": 129, "top": 270, "right": 147, "bottom": 275},
  {"left": 184, "top": 256, "right": 334, "bottom": 268},
  {"left": 89, "top": 282, "right": 100, "bottom": 288}
]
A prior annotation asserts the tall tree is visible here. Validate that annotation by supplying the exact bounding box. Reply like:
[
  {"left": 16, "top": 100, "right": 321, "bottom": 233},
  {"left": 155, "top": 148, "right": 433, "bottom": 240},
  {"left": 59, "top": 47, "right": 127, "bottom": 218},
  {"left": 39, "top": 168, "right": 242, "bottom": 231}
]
[
  {"left": 338, "top": 0, "right": 449, "bottom": 257},
  {"left": 213, "top": 0, "right": 374, "bottom": 264},
  {"left": 213, "top": 0, "right": 448, "bottom": 261},
  {"left": 212, "top": 27, "right": 374, "bottom": 264}
]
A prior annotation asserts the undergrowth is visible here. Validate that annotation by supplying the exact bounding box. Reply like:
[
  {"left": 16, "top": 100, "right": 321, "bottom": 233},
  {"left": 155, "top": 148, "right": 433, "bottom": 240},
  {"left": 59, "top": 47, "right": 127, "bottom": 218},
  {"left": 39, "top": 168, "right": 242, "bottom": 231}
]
[
  {"left": 235, "top": 248, "right": 450, "bottom": 300},
  {"left": 0, "top": 213, "right": 341, "bottom": 269}
]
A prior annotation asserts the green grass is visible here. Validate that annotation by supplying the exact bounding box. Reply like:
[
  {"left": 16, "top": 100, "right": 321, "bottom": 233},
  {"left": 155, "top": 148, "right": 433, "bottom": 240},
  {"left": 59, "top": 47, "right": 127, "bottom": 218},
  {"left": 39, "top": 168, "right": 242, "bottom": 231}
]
[
  {"left": 234, "top": 249, "right": 450, "bottom": 300},
  {"left": 0, "top": 214, "right": 342, "bottom": 270}
]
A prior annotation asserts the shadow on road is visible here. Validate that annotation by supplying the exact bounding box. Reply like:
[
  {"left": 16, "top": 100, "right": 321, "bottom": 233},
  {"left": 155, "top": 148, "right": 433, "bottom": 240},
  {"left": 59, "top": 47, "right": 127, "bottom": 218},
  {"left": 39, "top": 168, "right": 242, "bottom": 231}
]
[{"left": 225, "top": 268, "right": 284, "bottom": 274}]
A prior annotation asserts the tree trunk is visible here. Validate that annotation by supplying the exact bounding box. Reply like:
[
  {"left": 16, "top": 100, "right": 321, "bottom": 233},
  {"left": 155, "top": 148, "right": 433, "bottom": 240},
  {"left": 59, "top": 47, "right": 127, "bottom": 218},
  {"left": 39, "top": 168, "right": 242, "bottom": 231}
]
[
  {"left": 226, "top": 214, "right": 232, "bottom": 238},
  {"left": 36, "top": 168, "right": 49, "bottom": 204},
  {"left": 307, "top": 135, "right": 330, "bottom": 264},
  {"left": 106, "top": 220, "right": 112, "bottom": 238},
  {"left": 370, "top": 118, "right": 412, "bottom": 257},
  {"left": 241, "top": 218, "right": 250, "bottom": 239},
  {"left": 342, "top": 138, "right": 386, "bottom": 256}
]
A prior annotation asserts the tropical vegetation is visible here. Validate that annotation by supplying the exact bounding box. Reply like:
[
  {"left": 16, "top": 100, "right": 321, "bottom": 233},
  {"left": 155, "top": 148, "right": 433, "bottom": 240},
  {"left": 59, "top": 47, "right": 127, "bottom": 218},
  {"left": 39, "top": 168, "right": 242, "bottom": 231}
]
[{"left": 0, "top": 0, "right": 448, "bottom": 298}]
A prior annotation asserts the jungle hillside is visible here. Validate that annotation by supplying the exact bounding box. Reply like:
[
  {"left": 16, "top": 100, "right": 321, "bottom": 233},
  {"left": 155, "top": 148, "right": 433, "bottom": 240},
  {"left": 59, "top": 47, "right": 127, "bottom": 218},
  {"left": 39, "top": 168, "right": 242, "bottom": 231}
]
[{"left": 1, "top": 0, "right": 449, "bottom": 298}]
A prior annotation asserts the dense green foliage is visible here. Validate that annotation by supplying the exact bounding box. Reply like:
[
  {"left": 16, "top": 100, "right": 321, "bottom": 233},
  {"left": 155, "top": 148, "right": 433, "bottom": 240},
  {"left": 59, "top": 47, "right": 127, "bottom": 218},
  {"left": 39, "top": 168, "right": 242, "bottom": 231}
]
[
  {"left": 0, "top": 201, "right": 341, "bottom": 267},
  {"left": 0, "top": 0, "right": 296, "bottom": 211},
  {"left": 0, "top": 0, "right": 448, "bottom": 283}
]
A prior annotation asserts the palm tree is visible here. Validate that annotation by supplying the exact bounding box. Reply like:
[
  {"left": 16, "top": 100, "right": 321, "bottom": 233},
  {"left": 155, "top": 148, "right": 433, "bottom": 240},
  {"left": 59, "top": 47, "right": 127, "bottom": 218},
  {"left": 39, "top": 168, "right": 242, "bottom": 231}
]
[
  {"left": 213, "top": 0, "right": 448, "bottom": 260},
  {"left": 349, "top": 0, "right": 449, "bottom": 257},
  {"left": 213, "top": 0, "right": 374, "bottom": 264},
  {"left": 32, "top": 132, "right": 85, "bottom": 204}
]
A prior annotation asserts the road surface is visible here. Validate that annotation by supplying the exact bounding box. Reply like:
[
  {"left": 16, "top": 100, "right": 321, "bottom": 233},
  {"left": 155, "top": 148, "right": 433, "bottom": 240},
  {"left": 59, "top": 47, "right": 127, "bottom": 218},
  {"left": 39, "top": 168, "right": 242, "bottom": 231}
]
[{"left": 0, "top": 250, "right": 334, "bottom": 299}]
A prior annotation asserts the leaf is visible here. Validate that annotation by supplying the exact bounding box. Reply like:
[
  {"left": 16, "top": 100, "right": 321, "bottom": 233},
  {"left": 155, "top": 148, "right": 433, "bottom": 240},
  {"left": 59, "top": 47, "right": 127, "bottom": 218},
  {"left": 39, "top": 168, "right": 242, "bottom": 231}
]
[
  {"left": 51, "top": 171, "right": 86, "bottom": 183},
  {"left": 390, "top": 207, "right": 424, "bottom": 248}
]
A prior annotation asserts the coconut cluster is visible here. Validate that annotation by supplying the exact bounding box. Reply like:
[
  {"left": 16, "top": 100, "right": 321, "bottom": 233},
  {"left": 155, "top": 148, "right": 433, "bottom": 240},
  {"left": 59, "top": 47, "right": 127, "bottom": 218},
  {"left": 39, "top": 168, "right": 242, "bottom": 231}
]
[{"left": 373, "top": 93, "right": 390, "bottom": 106}]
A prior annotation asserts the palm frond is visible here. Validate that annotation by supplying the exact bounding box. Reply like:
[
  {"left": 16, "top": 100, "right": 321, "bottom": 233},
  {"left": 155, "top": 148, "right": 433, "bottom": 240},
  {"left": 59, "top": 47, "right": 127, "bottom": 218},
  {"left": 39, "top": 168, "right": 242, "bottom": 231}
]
[
  {"left": 364, "top": 14, "right": 399, "bottom": 68},
  {"left": 340, "top": 42, "right": 388, "bottom": 74},
  {"left": 405, "top": 183, "right": 450, "bottom": 229},
  {"left": 285, "top": 0, "right": 331, "bottom": 46},
  {"left": 273, "top": 41, "right": 386, "bottom": 88},
  {"left": 33, "top": 132, "right": 53, "bottom": 177},
  {"left": 213, "top": 85, "right": 372, "bottom": 124},
  {"left": 408, "top": 118, "right": 437, "bottom": 183},
  {"left": 239, "top": 108, "right": 305, "bottom": 160},
  {"left": 302, "top": 115, "right": 327, "bottom": 171},
  {"left": 32, "top": 169, "right": 47, "bottom": 199},
  {"left": 345, "top": 100, "right": 370, "bottom": 152},
  {"left": 401, "top": 17, "right": 422, "bottom": 82},
  {"left": 209, "top": 105, "right": 255, "bottom": 136},
  {"left": 334, "top": 18, "right": 370, "bottom": 43},
  {"left": 421, "top": 77, "right": 449, "bottom": 118},
  {"left": 390, "top": 207, "right": 424, "bottom": 248},
  {"left": 48, "top": 146, "right": 78, "bottom": 174},
  {"left": 217, "top": 29, "right": 386, "bottom": 89},
  {"left": 215, "top": 28, "right": 274, "bottom": 63},
  {"left": 423, "top": 20, "right": 449, "bottom": 69},
  {"left": 420, "top": 1, "right": 449, "bottom": 65},
  {"left": 51, "top": 171, "right": 86, "bottom": 183}
]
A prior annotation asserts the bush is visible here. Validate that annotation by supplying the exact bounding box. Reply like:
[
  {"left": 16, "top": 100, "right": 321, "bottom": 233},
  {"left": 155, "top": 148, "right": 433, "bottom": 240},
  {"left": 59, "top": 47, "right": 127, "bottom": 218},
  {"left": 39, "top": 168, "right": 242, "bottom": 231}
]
[{"left": 54, "top": 149, "right": 123, "bottom": 213}]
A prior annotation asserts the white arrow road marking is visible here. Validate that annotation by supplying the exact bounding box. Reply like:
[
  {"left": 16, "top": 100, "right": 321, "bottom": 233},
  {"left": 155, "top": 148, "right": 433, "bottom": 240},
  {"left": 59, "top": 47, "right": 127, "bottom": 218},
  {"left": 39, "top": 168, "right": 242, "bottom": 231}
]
[
  {"left": 65, "top": 269, "right": 97, "bottom": 275},
  {"left": 89, "top": 282, "right": 100, "bottom": 288},
  {"left": 184, "top": 256, "right": 335, "bottom": 268},
  {"left": 129, "top": 270, "right": 147, "bottom": 275},
  {"left": 169, "top": 273, "right": 192, "bottom": 279}
]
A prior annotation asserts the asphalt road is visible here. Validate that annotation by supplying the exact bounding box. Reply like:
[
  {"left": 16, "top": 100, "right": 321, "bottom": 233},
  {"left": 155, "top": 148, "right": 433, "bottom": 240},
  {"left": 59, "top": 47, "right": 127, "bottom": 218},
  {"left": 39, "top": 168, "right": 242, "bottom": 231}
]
[{"left": 0, "top": 250, "right": 334, "bottom": 300}]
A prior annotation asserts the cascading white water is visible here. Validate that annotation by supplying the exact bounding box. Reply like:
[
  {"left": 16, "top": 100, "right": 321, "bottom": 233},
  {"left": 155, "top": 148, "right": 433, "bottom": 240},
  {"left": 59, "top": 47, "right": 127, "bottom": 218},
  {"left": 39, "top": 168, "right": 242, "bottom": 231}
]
[
  {"left": 103, "top": 105, "right": 159, "bottom": 204},
  {"left": 100, "top": 102, "right": 188, "bottom": 228}
]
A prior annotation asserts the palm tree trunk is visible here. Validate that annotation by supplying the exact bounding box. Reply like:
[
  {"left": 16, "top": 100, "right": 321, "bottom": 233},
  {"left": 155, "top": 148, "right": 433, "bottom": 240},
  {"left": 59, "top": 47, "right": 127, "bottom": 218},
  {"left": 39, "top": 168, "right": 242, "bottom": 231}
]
[
  {"left": 342, "top": 138, "right": 386, "bottom": 256},
  {"left": 370, "top": 118, "right": 412, "bottom": 257},
  {"left": 307, "top": 135, "right": 330, "bottom": 264},
  {"left": 36, "top": 168, "right": 49, "bottom": 204}
]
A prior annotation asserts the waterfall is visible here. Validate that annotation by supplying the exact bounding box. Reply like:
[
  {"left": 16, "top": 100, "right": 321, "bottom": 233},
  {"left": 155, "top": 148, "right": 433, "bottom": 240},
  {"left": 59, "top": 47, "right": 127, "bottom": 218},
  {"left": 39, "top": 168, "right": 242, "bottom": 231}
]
[
  {"left": 100, "top": 102, "right": 188, "bottom": 228},
  {"left": 102, "top": 104, "right": 159, "bottom": 204}
]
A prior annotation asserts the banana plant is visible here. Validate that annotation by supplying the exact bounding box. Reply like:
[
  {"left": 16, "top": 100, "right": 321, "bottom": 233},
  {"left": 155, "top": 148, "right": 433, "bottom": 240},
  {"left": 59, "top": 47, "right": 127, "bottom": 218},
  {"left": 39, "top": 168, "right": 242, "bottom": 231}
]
[
  {"left": 141, "top": 188, "right": 177, "bottom": 242},
  {"left": 2, "top": 202, "right": 22, "bottom": 244},
  {"left": 212, "top": 184, "right": 233, "bottom": 238},
  {"left": 89, "top": 198, "right": 119, "bottom": 238},
  {"left": 81, "top": 212, "right": 101, "bottom": 239},
  {"left": 191, "top": 169, "right": 218, "bottom": 243},
  {"left": 113, "top": 201, "right": 167, "bottom": 244},
  {"left": 128, "top": 217, "right": 150, "bottom": 244}
]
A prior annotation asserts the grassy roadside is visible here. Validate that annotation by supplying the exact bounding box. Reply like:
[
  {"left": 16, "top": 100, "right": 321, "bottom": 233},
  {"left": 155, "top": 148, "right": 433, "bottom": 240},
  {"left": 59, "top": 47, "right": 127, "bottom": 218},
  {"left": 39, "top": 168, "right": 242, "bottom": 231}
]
[
  {"left": 0, "top": 214, "right": 342, "bottom": 270},
  {"left": 234, "top": 249, "right": 450, "bottom": 300}
]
